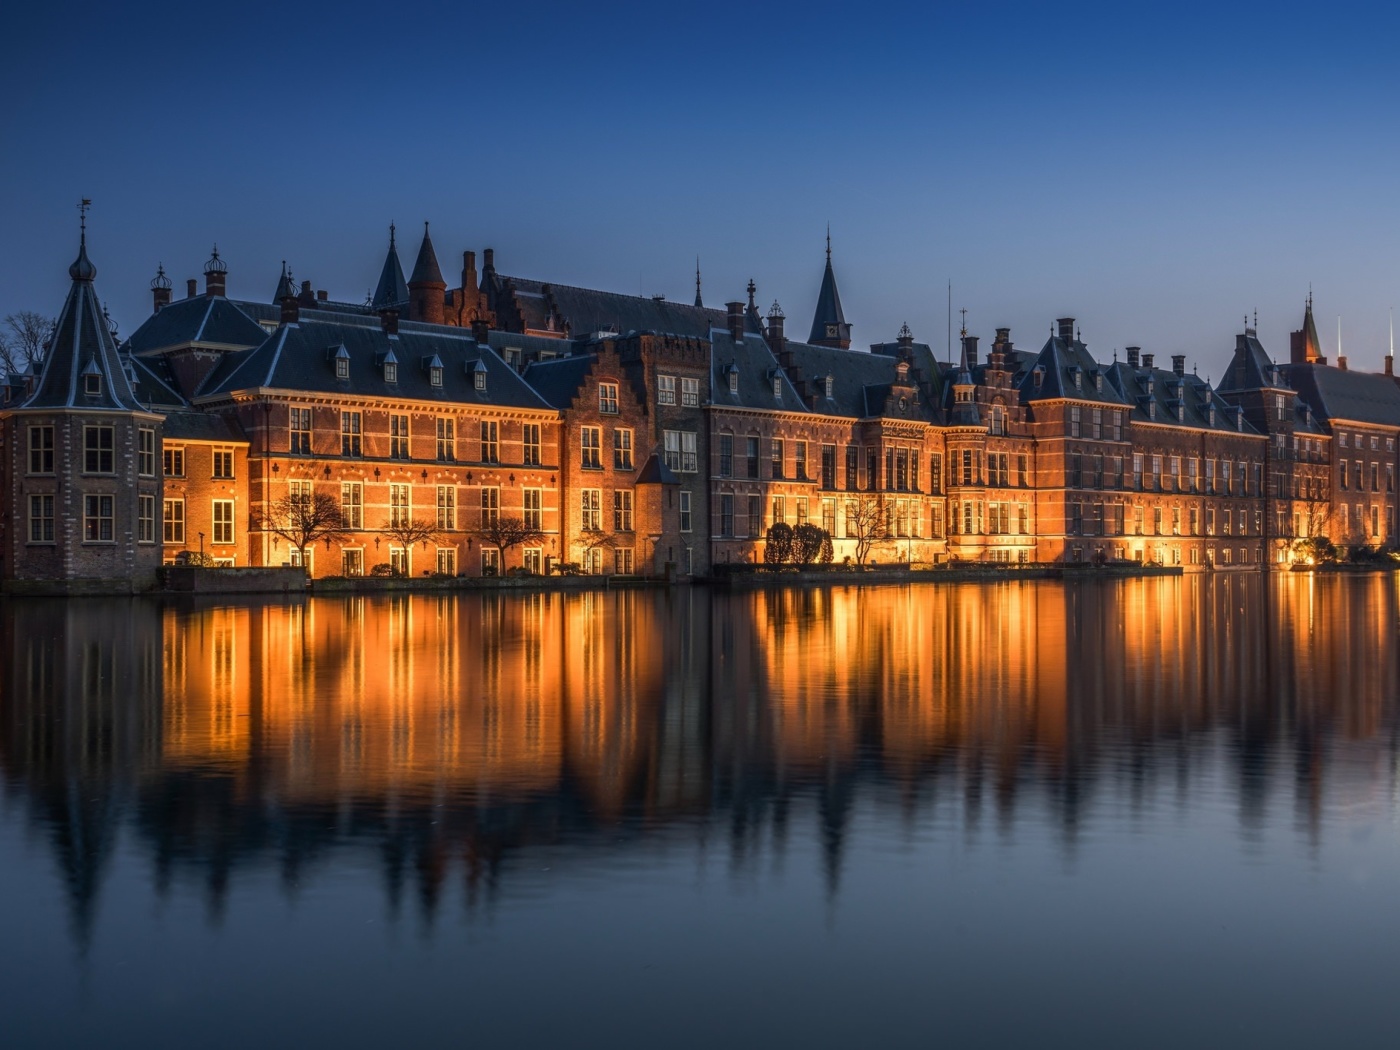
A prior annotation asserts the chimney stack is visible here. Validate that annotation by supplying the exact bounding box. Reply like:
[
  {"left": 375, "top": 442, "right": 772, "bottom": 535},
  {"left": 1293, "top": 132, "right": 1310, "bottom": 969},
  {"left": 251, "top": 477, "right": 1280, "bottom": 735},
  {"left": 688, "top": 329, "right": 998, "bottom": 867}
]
[
  {"left": 299, "top": 280, "right": 315, "bottom": 306},
  {"left": 186, "top": 278, "right": 198, "bottom": 299},
  {"left": 1337, "top": 355, "right": 1348, "bottom": 371},
  {"left": 1386, "top": 356, "right": 1394, "bottom": 377},
  {"left": 1126, "top": 346, "right": 1140, "bottom": 369},
  {"left": 280, "top": 294, "right": 300, "bottom": 325},
  {"left": 471, "top": 317, "right": 490, "bottom": 343},
  {"left": 1056, "top": 317, "right": 1075, "bottom": 341},
  {"left": 962, "top": 334, "right": 979, "bottom": 367},
  {"left": 765, "top": 302, "right": 786, "bottom": 355},
  {"left": 203, "top": 246, "right": 227, "bottom": 297},
  {"left": 1141, "top": 353, "right": 1155, "bottom": 370},
  {"left": 380, "top": 308, "right": 398, "bottom": 336},
  {"left": 462, "top": 250, "right": 477, "bottom": 293},
  {"left": 151, "top": 264, "right": 172, "bottom": 313},
  {"left": 1172, "top": 354, "right": 1186, "bottom": 376},
  {"left": 317, "top": 289, "right": 328, "bottom": 302},
  {"left": 726, "top": 301, "right": 744, "bottom": 341}
]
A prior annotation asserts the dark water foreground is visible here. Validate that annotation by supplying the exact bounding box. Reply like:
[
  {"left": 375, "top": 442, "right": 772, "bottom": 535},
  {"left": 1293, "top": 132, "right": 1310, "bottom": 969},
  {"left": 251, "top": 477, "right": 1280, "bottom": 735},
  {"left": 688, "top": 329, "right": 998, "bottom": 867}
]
[{"left": 2, "top": 577, "right": 1399, "bottom": 1049}]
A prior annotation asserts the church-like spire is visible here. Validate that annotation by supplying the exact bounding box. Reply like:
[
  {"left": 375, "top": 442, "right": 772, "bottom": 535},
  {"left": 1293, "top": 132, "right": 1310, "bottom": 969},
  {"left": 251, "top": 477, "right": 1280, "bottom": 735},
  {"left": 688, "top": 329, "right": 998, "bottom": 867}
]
[
  {"left": 407, "top": 222, "right": 446, "bottom": 324},
  {"left": 409, "top": 221, "right": 444, "bottom": 286},
  {"left": 694, "top": 258, "right": 703, "bottom": 308},
  {"left": 1290, "top": 290, "right": 1324, "bottom": 365},
  {"left": 371, "top": 223, "right": 409, "bottom": 309},
  {"left": 25, "top": 209, "right": 144, "bottom": 411},
  {"left": 808, "top": 231, "right": 851, "bottom": 349}
]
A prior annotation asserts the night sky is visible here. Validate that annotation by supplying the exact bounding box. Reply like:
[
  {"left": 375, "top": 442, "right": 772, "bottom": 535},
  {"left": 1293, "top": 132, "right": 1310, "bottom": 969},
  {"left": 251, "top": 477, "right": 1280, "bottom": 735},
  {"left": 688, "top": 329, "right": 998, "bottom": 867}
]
[{"left": 5, "top": 0, "right": 1398, "bottom": 378}]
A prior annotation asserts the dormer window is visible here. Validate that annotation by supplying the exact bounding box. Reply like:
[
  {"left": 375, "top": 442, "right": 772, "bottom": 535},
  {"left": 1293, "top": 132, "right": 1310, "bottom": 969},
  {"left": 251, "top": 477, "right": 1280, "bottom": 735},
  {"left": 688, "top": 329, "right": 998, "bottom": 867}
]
[
  {"left": 728, "top": 368, "right": 739, "bottom": 395},
  {"left": 1033, "top": 367, "right": 1044, "bottom": 389},
  {"left": 1148, "top": 401, "right": 1157, "bottom": 420},
  {"left": 1094, "top": 372, "right": 1103, "bottom": 392},
  {"left": 1208, "top": 405, "right": 1217, "bottom": 426},
  {"left": 824, "top": 375, "right": 834, "bottom": 398},
  {"left": 772, "top": 376, "right": 782, "bottom": 400},
  {"left": 384, "top": 361, "right": 397, "bottom": 383},
  {"left": 84, "top": 373, "right": 101, "bottom": 396},
  {"left": 1177, "top": 403, "right": 1185, "bottom": 421},
  {"left": 333, "top": 345, "right": 350, "bottom": 379},
  {"left": 472, "top": 359, "right": 488, "bottom": 392},
  {"left": 1073, "top": 368, "right": 1082, "bottom": 390},
  {"left": 431, "top": 365, "right": 443, "bottom": 387}
]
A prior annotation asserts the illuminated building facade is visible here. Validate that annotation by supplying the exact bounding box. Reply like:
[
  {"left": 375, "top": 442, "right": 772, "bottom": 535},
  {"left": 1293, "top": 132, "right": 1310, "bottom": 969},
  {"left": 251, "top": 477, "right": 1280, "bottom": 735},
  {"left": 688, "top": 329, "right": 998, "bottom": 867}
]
[{"left": 3, "top": 221, "right": 1400, "bottom": 589}]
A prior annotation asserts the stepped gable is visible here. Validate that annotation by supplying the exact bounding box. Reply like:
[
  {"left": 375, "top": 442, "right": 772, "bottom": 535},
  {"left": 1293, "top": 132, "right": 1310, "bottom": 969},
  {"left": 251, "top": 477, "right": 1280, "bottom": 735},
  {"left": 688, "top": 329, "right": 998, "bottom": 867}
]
[
  {"left": 199, "top": 314, "right": 549, "bottom": 410},
  {"left": 24, "top": 229, "right": 145, "bottom": 412}
]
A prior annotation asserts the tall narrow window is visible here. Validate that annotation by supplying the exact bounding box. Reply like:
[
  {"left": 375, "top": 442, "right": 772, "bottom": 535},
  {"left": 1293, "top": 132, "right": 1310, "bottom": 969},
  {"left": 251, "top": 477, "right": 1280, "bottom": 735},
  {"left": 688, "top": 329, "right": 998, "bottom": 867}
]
[
  {"left": 29, "top": 495, "right": 54, "bottom": 542},
  {"left": 480, "top": 486, "right": 500, "bottom": 527},
  {"left": 211, "top": 499, "right": 234, "bottom": 545},
  {"left": 84, "top": 494, "right": 115, "bottom": 542},
  {"left": 341, "top": 482, "right": 363, "bottom": 529},
  {"left": 657, "top": 375, "right": 676, "bottom": 405},
  {"left": 523, "top": 488, "right": 543, "bottom": 530},
  {"left": 614, "top": 490, "right": 634, "bottom": 531},
  {"left": 719, "top": 434, "right": 734, "bottom": 478},
  {"left": 390, "top": 414, "right": 410, "bottom": 459},
  {"left": 84, "top": 426, "right": 114, "bottom": 473},
  {"left": 746, "top": 437, "right": 760, "bottom": 479},
  {"left": 289, "top": 408, "right": 312, "bottom": 454},
  {"left": 681, "top": 377, "right": 700, "bottom": 406},
  {"left": 390, "top": 483, "right": 411, "bottom": 527},
  {"left": 213, "top": 447, "right": 235, "bottom": 478},
  {"left": 598, "top": 382, "right": 619, "bottom": 414},
  {"left": 523, "top": 423, "right": 542, "bottom": 466},
  {"left": 436, "top": 417, "right": 455, "bottom": 461},
  {"left": 614, "top": 428, "right": 633, "bottom": 470},
  {"left": 138, "top": 495, "right": 156, "bottom": 543},
  {"left": 664, "top": 430, "right": 681, "bottom": 471},
  {"left": 680, "top": 491, "right": 692, "bottom": 532},
  {"left": 581, "top": 489, "right": 602, "bottom": 530},
  {"left": 771, "top": 439, "right": 784, "bottom": 479},
  {"left": 163, "top": 499, "right": 185, "bottom": 543},
  {"left": 340, "top": 412, "right": 362, "bottom": 457},
  {"left": 480, "top": 420, "right": 499, "bottom": 463},
  {"left": 138, "top": 429, "right": 157, "bottom": 477},
  {"left": 436, "top": 485, "right": 456, "bottom": 530},
  {"left": 28, "top": 426, "right": 54, "bottom": 475},
  {"left": 681, "top": 432, "right": 697, "bottom": 472},
  {"left": 581, "top": 426, "right": 601, "bottom": 469}
]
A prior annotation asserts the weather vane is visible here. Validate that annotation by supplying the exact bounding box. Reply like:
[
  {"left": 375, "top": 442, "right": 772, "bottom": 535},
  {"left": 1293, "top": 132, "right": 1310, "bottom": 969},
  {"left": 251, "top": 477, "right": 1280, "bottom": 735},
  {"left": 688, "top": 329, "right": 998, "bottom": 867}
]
[{"left": 78, "top": 198, "right": 91, "bottom": 232}]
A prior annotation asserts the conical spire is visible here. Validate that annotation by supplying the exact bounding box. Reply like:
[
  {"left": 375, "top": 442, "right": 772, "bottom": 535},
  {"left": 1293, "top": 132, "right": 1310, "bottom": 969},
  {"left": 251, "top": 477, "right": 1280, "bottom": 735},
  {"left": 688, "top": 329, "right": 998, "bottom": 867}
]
[
  {"left": 808, "top": 231, "right": 850, "bottom": 348},
  {"left": 371, "top": 224, "right": 409, "bottom": 309},
  {"left": 273, "top": 260, "right": 296, "bottom": 303},
  {"left": 694, "top": 258, "right": 703, "bottom": 308},
  {"left": 70, "top": 202, "right": 95, "bottom": 282},
  {"left": 26, "top": 217, "right": 144, "bottom": 411},
  {"left": 409, "top": 221, "right": 445, "bottom": 286},
  {"left": 1290, "top": 290, "right": 1324, "bottom": 364}
]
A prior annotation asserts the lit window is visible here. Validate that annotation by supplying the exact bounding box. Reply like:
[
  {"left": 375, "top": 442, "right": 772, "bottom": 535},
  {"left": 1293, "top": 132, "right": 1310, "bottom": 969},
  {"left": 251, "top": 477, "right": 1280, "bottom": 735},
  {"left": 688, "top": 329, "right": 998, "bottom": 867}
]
[
  {"left": 599, "top": 382, "right": 619, "bottom": 414},
  {"left": 581, "top": 426, "right": 601, "bottom": 469},
  {"left": 614, "top": 489, "right": 634, "bottom": 531},
  {"left": 581, "top": 489, "right": 602, "bottom": 530},
  {"left": 389, "top": 483, "right": 411, "bottom": 527},
  {"left": 523, "top": 488, "right": 543, "bottom": 530},
  {"left": 436, "top": 485, "right": 456, "bottom": 530},
  {"left": 212, "top": 500, "right": 235, "bottom": 544},
  {"left": 480, "top": 486, "right": 500, "bottom": 526},
  {"left": 213, "top": 447, "right": 235, "bottom": 478},
  {"left": 614, "top": 428, "right": 633, "bottom": 470},
  {"left": 341, "top": 482, "right": 363, "bottom": 529},
  {"left": 164, "top": 499, "right": 185, "bottom": 543}
]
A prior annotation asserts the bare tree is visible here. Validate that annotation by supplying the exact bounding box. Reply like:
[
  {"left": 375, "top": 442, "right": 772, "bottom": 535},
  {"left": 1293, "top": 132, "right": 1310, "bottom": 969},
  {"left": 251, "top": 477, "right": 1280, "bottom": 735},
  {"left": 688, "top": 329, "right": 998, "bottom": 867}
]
[
  {"left": 573, "top": 528, "right": 618, "bottom": 573},
  {"left": 475, "top": 515, "right": 545, "bottom": 563},
  {"left": 1, "top": 312, "right": 55, "bottom": 375},
  {"left": 844, "top": 495, "right": 893, "bottom": 566},
  {"left": 257, "top": 491, "right": 344, "bottom": 566},
  {"left": 380, "top": 516, "right": 443, "bottom": 550}
]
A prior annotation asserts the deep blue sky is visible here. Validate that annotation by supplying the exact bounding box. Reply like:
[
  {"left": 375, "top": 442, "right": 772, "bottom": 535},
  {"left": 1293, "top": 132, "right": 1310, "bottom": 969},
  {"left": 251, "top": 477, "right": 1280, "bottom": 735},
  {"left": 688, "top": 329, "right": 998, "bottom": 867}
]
[{"left": 5, "top": 1, "right": 1399, "bottom": 378}]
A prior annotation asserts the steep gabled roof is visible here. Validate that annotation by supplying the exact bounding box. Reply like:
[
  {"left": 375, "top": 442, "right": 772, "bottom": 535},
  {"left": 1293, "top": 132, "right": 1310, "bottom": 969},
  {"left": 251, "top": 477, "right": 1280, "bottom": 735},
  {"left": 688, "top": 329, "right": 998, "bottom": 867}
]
[
  {"left": 1105, "top": 362, "right": 1258, "bottom": 434},
  {"left": 1219, "top": 329, "right": 1285, "bottom": 393},
  {"left": 372, "top": 227, "right": 409, "bottom": 309},
  {"left": 1287, "top": 363, "right": 1400, "bottom": 427},
  {"left": 23, "top": 234, "right": 146, "bottom": 412},
  {"left": 495, "top": 274, "right": 732, "bottom": 339},
  {"left": 708, "top": 329, "right": 806, "bottom": 413},
  {"left": 408, "top": 223, "right": 444, "bottom": 286},
  {"left": 522, "top": 354, "right": 595, "bottom": 409},
  {"left": 1017, "top": 331, "right": 1129, "bottom": 407},
  {"left": 807, "top": 247, "right": 851, "bottom": 347}
]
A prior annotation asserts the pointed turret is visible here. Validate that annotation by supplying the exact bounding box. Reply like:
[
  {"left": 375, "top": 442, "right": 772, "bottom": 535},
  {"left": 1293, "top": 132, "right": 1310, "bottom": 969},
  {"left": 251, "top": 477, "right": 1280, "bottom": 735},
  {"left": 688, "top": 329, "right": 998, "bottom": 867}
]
[
  {"left": 272, "top": 260, "right": 296, "bottom": 304},
  {"left": 407, "top": 222, "right": 446, "bottom": 324},
  {"left": 25, "top": 224, "right": 144, "bottom": 411},
  {"left": 808, "top": 231, "right": 851, "bottom": 349},
  {"left": 1290, "top": 291, "right": 1324, "bottom": 365},
  {"left": 371, "top": 223, "right": 409, "bottom": 310},
  {"left": 694, "top": 258, "right": 703, "bottom": 308}
]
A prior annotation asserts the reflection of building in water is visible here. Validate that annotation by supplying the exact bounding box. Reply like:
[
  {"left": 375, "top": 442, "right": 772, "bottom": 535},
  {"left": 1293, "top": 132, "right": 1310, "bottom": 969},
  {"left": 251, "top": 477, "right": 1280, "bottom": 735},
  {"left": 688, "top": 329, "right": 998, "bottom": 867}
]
[{"left": 2, "top": 581, "right": 1399, "bottom": 938}]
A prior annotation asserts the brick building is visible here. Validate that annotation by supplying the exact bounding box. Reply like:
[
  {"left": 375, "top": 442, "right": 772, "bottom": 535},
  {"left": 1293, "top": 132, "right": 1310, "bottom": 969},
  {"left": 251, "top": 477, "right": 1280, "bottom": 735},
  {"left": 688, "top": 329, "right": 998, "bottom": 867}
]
[{"left": 5, "top": 218, "right": 1400, "bottom": 591}]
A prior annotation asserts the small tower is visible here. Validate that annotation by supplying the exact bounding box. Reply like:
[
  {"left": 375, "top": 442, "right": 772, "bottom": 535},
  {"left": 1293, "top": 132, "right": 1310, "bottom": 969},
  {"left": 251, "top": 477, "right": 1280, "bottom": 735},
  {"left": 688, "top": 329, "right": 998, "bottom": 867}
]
[
  {"left": 808, "top": 231, "right": 851, "bottom": 349},
  {"left": 1290, "top": 291, "right": 1324, "bottom": 365},
  {"left": 203, "top": 245, "right": 227, "bottom": 297},
  {"left": 371, "top": 223, "right": 409, "bottom": 311},
  {"left": 407, "top": 222, "right": 446, "bottom": 325},
  {"left": 1, "top": 208, "right": 164, "bottom": 592},
  {"left": 151, "top": 263, "right": 172, "bottom": 313}
]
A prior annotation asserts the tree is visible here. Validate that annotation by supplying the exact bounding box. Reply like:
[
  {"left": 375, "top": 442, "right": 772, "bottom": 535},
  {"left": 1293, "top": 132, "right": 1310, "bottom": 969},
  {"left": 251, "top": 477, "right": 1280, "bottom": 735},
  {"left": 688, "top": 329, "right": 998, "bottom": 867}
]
[
  {"left": 764, "top": 522, "right": 794, "bottom": 564},
  {"left": 844, "top": 496, "right": 893, "bottom": 567},
  {"left": 257, "top": 491, "right": 344, "bottom": 566},
  {"left": 0, "top": 312, "right": 56, "bottom": 376},
  {"left": 792, "top": 523, "right": 827, "bottom": 566},
  {"left": 475, "top": 515, "right": 545, "bottom": 563},
  {"left": 572, "top": 528, "right": 617, "bottom": 574},
  {"left": 378, "top": 516, "right": 444, "bottom": 574}
]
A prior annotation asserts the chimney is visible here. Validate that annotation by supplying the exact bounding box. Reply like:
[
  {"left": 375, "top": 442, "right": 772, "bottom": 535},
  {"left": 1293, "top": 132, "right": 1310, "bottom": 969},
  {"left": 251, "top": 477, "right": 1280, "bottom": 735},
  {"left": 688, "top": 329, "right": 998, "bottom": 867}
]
[
  {"left": 151, "top": 265, "right": 172, "bottom": 313},
  {"left": 482, "top": 247, "right": 495, "bottom": 272},
  {"left": 1056, "top": 317, "right": 1075, "bottom": 341},
  {"left": 1141, "top": 353, "right": 1154, "bottom": 370},
  {"left": 471, "top": 317, "right": 490, "bottom": 343},
  {"left": 380, "top": 308, "right": 399, "bottom": 336},
  {"left": 203, "top": 247, "right": 227, "bottom": 297},
  {"left": 1172, "top": 354, "right": 1186, "bottom": 376},
  {"left": 186, "top": 278, "right": 198, "bottom": 299},
  {"left": 299, "top": 280, "right": 315, "bottom": 306},
  {"left": 461, "top": 250, "right": 477, "bottom": 293},
  {"left": 1386, "top": 356, "right": 1394, "bottom": 377},
  {"left": 962, "top": 334, "right": 979, "bottom": 367},
  {"left": 765, "top": 303, "right": 785, "bottom": 355},
  {"left": 1126, "top": 346, "right": 1140, "bottom": 369},
  {"left": 280, "top": 294, "right": 300, "bottom": 325},
  {"left": 317, "top": 289, "right": 328, "bottom": 302},
  {"left": 1337, "top": 355, "right": 1348, "bottom": 371},
  {"left": 726, "top": 301, "right": 744, "bottom": 341}
]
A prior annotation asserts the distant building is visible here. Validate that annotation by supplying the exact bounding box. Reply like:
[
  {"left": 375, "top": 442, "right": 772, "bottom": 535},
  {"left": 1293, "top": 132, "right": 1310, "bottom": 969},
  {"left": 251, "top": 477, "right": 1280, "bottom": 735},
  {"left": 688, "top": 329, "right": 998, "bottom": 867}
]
[{"left": 4, "top": 219, "right": 1400, "bottom": 592}]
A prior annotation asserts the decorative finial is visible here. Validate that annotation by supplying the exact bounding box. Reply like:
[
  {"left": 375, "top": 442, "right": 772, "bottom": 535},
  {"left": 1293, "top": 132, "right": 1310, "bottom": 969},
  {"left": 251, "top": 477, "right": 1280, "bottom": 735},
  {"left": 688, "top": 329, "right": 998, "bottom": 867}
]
[
  {"left": 389, "top": 222, "right": 396, "bottom": 249},
  {"left": 825, "top": 224, "right": 831, "bottom": 262},
  {"left": 899, "top": 322, "right": 912, "bottom": 340},
  {"left": 747, "top": 278, "right": 756, "bottom": 309},
  {"left": 768, "top": 299, "right": 784, "bottom": 321},
  {"left": 959, "top": 307, "right": 967, "bottom": 338},
  {"left": 150, "top": 263, "right": 171, "bottom": 291},
  {"left": 1253, "top": 308, "right": 1258, "bottom": 328},
  {"left": 78, "top": 198, "right": 90, "bottom": 238},
  {"left": 204, "top": 244, "right": 227, "bottom": 275}
]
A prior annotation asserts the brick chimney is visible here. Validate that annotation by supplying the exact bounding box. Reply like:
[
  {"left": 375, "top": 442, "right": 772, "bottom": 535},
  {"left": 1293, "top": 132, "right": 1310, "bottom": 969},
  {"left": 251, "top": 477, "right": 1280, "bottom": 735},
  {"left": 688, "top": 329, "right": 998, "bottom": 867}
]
[
  {"left": 726, "top": 301, "right": 744, "bottom": 341},
  {"left": 471, "top": 317, "right": 490, "bottom": 343},
  {"left": 1172, "top": 354, "right": 1186, "bottom": 376},
  {"left": 1386, "top": 355, "right": 1394, "bottom": 377},
  {"left": 1142, "top": 353, "right": 1154, "bottom": 370},
  {"left": 380, "top": 308, "right": 399, "bottom": 335},
  {"left": 963, "top": 335, "right": 979, "bottom": 367},
  {"left": 764, "top": 302, "right": 785, "bottom": 355},
  {"left": 317, "top": 289, "right": 328, "bottom": 302},
  {"left": 1126, "top": 346, "right": 1140, "bottom": 368},
  {"left": 1337, "top": 355, "right": 1348, "bottom": 371},
  {"left": 186, "top": 278, "right": 198, "bottom": 299},
  {"left": 1057, "top": 317, "right": 1075, "bottom": 341},
  {"left": 299, "top": 280, "right": 316, "bottom": 306},
  {"left": 280, "top": 294, "right": 300, "bottom": 325},
  {"left": 461, "top": 250, "right": 477, "bottom": 294},
  {"left": 151, "top": 264, "right": 172, "bottom": 313}
]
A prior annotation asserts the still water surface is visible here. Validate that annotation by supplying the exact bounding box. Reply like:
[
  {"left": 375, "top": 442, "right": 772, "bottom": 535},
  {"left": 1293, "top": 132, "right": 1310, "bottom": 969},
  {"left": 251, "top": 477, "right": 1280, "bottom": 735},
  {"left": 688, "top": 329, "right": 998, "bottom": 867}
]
[{"left": 2, "top": 577, "right": 1400, "bottom": 1048}]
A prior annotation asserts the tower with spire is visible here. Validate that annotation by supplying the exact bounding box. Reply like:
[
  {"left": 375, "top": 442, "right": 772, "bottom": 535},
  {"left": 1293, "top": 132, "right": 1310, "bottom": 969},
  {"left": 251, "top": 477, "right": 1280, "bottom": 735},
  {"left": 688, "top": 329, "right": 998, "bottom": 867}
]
[
  {"left": 407, "top": 222, "right": 446, "bottom": 325},
  {"left": 371, "top": 223, "right": 409, "bottom": 312},
  {"left": 1290, "top": 290, "right": 1324, "bottom": 365},
  {"left": 808, "top": 230, "right": 852, "bottom": 349},
  {"left": 1, "top": 204, "right": 164, "bottom": 591}
]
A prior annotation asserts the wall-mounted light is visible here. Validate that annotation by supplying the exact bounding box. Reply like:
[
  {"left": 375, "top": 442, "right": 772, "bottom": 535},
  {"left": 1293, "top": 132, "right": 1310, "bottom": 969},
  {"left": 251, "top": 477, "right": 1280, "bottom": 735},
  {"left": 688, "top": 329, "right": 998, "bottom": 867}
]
[
  {"left": 465, "top": 471, "right": 473, "bottom": 484},
  {"left": 272, "top": 463, "right": 279, "bottom": 474},
  {"left": 421, "top": 470, "right": 428, "bottom": 481},
  {"left": 373, "top": 467, "right": 381, "bottom": 479}
]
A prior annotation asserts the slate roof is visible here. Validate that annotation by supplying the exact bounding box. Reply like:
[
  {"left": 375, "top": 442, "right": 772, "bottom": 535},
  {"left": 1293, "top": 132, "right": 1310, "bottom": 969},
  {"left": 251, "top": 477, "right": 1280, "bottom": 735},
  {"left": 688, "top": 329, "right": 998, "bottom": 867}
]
[
  {"left": 198, "top": 315, "right": 550, "bottom": 410},
  {"left": 1106, "top": 362, "right": 1259, "bottom": 434},
  {"left": 126, "top": 294, "right": 269, "bottom": 356},
  {"left": 23, "top": 236, "right": 147, "bottom": 412},
  {"left": 1218, "top": 329, "right": 1285, "bottom": 393},
  {"left": 708, "top": 330, "right": 806, "bottom": 413},
  {"left": 493, "top": 273, "right": 736, "bottom": 339},
  {"left": 128, "top": 355, "right": 187, "bottom": 409},
  {"left": 1018, "top": 332, "right": 1131, "bottom": 407},
  {"left": 408, "top": 224, "right": 444, "bottom": 286},
  {"left": 371, "top": 230, "right": 409, "bottom": 309},
  {"left": 808, "top": 251, "right": 851, "bottom": 345},
  {"left": 636, "top": 453, "right": 678, "bottom": 485},
  {"left": 1286, "top": 363, "right": 1400, "bottom": 427},
  {"left": 162, "top": 410, "right": 246, "bottom": 443},
  {"left": 787, "top": 339, "right": 936, "bottom": 421},
  {"left": 523, "top": 354, "right": 595, "bottom": 409}
]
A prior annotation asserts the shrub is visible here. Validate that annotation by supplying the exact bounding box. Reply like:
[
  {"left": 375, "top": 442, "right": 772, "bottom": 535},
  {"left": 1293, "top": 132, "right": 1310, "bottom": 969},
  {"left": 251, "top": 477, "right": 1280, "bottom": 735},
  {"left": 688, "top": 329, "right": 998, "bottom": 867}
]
[
  {"left": 369, "top": 563, "right": 394, "bottom": 577},
  {"left": 764, "top": 522, "right": 794, "bottom": 565},
  {"left": 792, "top": 523, "right": 826, "bottom": 566}
]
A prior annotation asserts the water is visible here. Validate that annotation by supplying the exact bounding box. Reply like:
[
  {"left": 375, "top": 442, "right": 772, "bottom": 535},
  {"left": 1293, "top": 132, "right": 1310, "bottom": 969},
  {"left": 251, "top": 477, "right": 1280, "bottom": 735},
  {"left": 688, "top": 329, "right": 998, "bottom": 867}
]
[{"left": 2, "top": 577, "right": 1400, "bottom": 1048}]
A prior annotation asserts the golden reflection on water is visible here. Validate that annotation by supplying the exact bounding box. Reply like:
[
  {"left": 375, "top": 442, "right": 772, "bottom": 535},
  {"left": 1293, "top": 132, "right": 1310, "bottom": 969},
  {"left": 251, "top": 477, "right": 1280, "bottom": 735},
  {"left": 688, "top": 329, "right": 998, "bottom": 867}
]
[{"left": 2, "top": 575, "right": 1399, "bottom": 926}]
